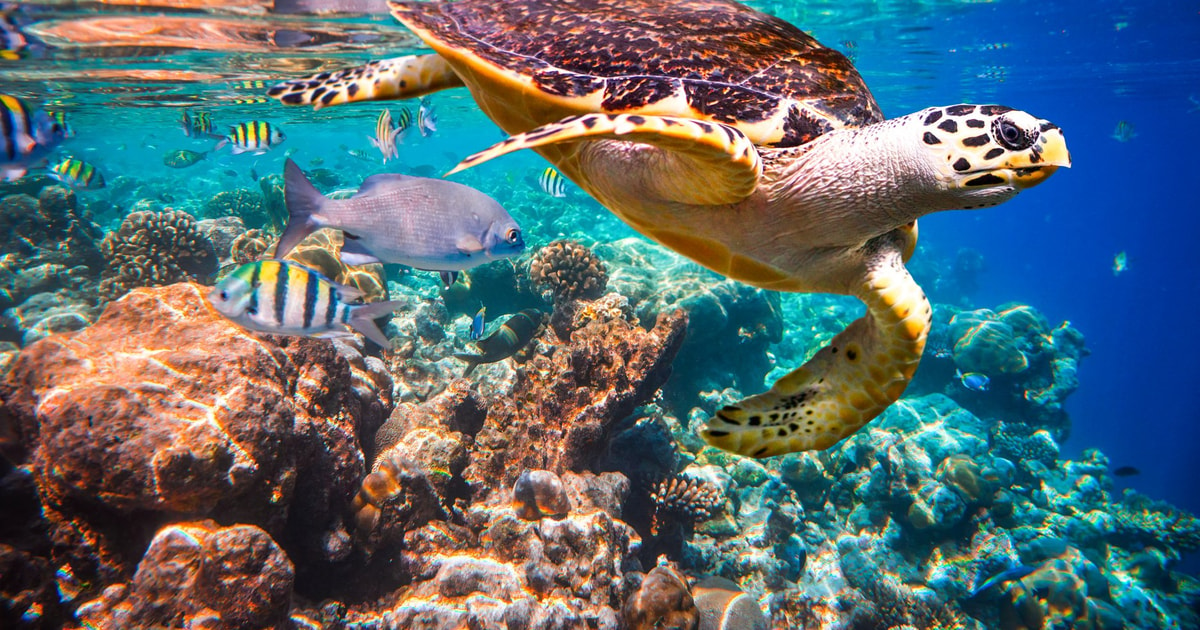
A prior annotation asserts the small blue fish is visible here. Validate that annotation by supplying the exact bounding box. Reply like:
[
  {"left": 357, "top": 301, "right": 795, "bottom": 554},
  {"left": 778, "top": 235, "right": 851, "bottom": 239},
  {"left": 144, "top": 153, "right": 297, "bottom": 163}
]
[
  {"left": 1113, "top": 250, "right": 1128, "bottom": 276},
  {"left": 417, "top": 97, "right": 437, "bottom": 137},
  {"left": 968, "top": 564, "right": 1036, "bottom": 598},
  {"left": 1111, "top": 120, "right": 1136, "bottom": 142},
  {"left": 470, "top": 307, "right": 486, "bottom": 341},
  {"left": 0, "top": 94, "right": 65, "bottom": 181},
  {"left": 208, "top": 259, "right": 403, "bottom": 347},
  {"left": 956, "top": 369, "right": 990, "bottom": 392}
]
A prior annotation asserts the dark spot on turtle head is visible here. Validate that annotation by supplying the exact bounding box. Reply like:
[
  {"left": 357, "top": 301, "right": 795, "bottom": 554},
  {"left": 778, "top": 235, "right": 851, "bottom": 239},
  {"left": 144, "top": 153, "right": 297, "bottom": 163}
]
[
  {"left": 310, "top": 86, "right": 327, "bottom": 100},
  {"left": 964, "top": 173, "right": 1005, "bottom": 187},
  {"left": 697, "top": 122, "right": 714, "bottom": 134},
  {"left": 320, "top": 91, "right": 338, "bottom": 105},
  {"left": 924, "top": 110, "right": 943, "bottom": 126},
  {"left": 707, "top": 430, "right": 729, "bottom": 438},
  {"left": 937, "top": 119, "right": 958, "bottom": 133},
  {"left": 582, "top": 117, "right": 598, "bottom": 129},
  {"left": 627, "top": 115, "right": 646, "bottom": 125},
  {"left": 282, "top": 93, "right": 305, "bottom": 105},
  {"left": 778, "top": 428, "right": 788, "bottom": 437},
  {"left": 346, "top": 83, "right": 359, "bottom": 97},
  {"left": 966, "top": 119, "right": 985, "bottom": 128},
  {"left": 947, "top": 104, "right": 976, "bottom": 116},
  {"left": 748, "top": 416, "right": 761, "bottom": 427},
  {"left": 1040, "top": 121, "right": 1059, "bottom": 132},
  {"left": 984, "top": 147, "right": 1005, "bottom": 160},
  {"left": 923, "top": 132, "right": 941, "bottom": 145},
  {"left": 315, "top": 72, "right": 330, "bottom": 80},
  {"left": 980, "top": 105, "right": 1014, "bottom": 116},
  {"left": 953, "top": 157, "right": 971, "bottom": 172},
  {"left": 962, "top": 134, "right": 990, "bottom": 147},
  {"left": 753, "top": 446, "right": 770, "bottom": 458}
]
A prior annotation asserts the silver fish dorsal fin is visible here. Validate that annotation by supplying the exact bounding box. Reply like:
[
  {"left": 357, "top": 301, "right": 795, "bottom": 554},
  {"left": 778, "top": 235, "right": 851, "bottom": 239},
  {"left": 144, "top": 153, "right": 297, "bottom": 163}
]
[{"left": 354, "top": 172, "right": 416, "bottom": 198}]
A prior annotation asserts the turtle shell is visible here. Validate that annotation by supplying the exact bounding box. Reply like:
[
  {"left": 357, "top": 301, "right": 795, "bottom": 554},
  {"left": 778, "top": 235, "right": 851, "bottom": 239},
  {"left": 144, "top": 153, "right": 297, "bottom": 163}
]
[{"left": 390, "top": 0, "right": 883, "bottom": 147}]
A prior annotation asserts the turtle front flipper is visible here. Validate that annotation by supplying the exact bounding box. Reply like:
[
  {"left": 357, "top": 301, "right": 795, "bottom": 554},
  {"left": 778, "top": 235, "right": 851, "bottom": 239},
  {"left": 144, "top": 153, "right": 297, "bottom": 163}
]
[
  {"left": 448, "top": 113, "right": 763, "bottom": 205},
  {"left": 701, "top": 229, "right": 931, "bottom": 458},
  {"left": 267, "top": 54, "right": 463, "bottom": 110}
]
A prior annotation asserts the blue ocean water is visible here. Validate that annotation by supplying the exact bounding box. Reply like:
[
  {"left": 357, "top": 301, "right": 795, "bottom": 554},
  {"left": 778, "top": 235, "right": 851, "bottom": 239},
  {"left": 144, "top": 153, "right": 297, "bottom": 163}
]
[{"left": 2, "top": 0, "right": 1199, "bottom": 626}]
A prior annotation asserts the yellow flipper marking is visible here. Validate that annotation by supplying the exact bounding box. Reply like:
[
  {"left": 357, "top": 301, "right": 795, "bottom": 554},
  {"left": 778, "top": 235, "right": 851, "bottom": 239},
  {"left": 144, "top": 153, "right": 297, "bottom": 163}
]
[
  {"left": 446, "top": 113, "right": 763, "bottom": 204},
  {"left": 267, "top": 54, "right": 463, "bottom": 110},
  {"left": 701, "top": 232, "right": 931, "bottom": 458}
]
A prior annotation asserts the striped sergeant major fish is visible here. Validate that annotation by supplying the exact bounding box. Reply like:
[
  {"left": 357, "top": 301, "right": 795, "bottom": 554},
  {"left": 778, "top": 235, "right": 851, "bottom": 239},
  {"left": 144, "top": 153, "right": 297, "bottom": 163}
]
[
  {"left": 180, "top": 109, "right": 215, "bottom": 138},
  {"left": 417, "top": 97, "right": 437, "bottom": 137},
  {"left": 455, "top": 308, "right": 543, "bottom": 376},
  {"left": 48, "top": 111, "right": 74, "bottom": 138},
  {"left": 0, "top": 94, "right": 65, "bottom": 181},
  {"left": 49, "top": 157, "right": 105, "bottom": 189},
  {"left": 537, "top": 166, "right": 567, "bottom": 198},
  {"left": 369, "top": 108, "right": 404, "bottom": 162},
  {"left": 208, "top": 259, "right": 403, "bottom": 348},
  {"left": 214, "top": 120, "right": 286, "bottom": 155}
]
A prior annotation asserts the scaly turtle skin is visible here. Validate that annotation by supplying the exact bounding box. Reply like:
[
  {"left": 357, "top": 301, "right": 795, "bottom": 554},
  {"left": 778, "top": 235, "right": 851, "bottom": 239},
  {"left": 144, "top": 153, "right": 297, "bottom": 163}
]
[{"left": 269, "top": 0, "right": 1071, "bottom": 458}]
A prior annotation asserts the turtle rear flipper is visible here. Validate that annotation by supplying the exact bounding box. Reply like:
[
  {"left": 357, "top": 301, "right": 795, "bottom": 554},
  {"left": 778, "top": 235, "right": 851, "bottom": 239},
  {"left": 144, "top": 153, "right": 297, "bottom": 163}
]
[
  {"left": 447, "top": 113, "right": 763, "bottom": 206},
  {"left": 268, "top": 55, "right": 463, "bottom": 110},
  {"left": 701, "top": 229, "right": 931, "bottom": 458}
]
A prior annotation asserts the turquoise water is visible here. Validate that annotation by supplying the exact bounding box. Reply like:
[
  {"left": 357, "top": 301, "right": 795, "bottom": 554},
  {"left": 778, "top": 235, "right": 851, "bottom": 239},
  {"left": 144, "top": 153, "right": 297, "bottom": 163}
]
[{"left": 2, "top": 0, "right": 1199, "bottom": 628}]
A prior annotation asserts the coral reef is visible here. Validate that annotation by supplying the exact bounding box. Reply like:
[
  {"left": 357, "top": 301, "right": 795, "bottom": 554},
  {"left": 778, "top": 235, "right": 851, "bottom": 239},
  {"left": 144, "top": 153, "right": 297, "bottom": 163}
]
[
  {"left": 3, "top": 283, "right": 391, "bottom": 597},
  {"left": 623, "top": 563, "right": 697, "bottom": 630},
  {"left": 512, "top": 469, "right": 572, "bottom": 521},
  {"left": 75, "top": 521, "right": 294, "bottom": 630},
  {"left": 651, "top": 473, "right": 726, "bottom": 535},
  {"left": 97, "top": 210, "right": 217, "bottom": 301},
  {"left": 203, "top": 187, "right": 273, "bottom": 231},
  {"left": 196, "top": 216, "right": 246, "bottom": 266},
  {"left": 530, "top": 239, "right": 609, "bottom": 303},
  {"left": 230, "top": 227, "right": 272, "bottom": 264},
  {"left": 283, "top": 229, "right": 387, "bottom": 303}
]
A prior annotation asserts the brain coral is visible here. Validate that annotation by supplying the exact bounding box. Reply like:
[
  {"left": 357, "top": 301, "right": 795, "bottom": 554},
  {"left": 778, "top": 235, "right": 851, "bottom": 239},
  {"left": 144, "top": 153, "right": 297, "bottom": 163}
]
[
  {"left": 98, "top": 210, "right": 217, "bottom": 301},
  {"left": 529, "top": 239, "right": 608, "bottom": 303},
  {"left": 949, "top": 308, "right": 1030, "bottom": 375}
]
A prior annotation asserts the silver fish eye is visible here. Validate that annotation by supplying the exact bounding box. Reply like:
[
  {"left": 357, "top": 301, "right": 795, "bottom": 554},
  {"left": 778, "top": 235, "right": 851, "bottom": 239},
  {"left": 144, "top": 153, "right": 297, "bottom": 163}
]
[{"left": 506, "top": 228, "right": 521, "bottom": 244}]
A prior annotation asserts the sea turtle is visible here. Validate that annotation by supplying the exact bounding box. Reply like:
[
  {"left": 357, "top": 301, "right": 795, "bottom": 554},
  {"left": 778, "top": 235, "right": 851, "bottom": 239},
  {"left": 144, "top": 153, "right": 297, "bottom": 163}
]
[{"left": 269, "top": 0, "right": 1070, "bottom": 458}]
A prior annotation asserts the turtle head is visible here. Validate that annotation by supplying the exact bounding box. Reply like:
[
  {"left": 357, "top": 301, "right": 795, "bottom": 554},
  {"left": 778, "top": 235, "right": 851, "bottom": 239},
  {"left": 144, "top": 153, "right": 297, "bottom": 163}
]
[{"left": 914, "top": 104, "right": 1070, "bottom": 209}]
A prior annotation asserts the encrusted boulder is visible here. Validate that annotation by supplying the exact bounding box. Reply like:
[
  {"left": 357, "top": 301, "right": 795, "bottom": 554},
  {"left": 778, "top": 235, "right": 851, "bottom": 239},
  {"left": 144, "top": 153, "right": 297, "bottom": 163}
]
[
  {"left": 76, "top": 521, "right": 294, "bottom": 630},
  {"left": 3, "top": 283, "right": 392, "bottom": 584}
]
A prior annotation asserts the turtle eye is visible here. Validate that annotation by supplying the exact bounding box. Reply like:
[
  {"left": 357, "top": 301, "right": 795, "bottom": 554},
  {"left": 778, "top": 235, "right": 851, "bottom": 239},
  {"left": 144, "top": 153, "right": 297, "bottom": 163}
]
[
  {"left": 994, "top": 117, "right": 1033, "bottom": 150},
  {"left": 505, "top": 228, "right": 521, "bottom": 244}
]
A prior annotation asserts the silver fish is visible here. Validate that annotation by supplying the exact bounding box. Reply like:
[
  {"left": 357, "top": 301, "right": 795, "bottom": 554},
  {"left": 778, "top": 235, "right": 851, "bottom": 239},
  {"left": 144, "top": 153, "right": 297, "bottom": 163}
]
[
  {"left": 275, "top": 159, "right": 525, "bottom": 274},
  {"left": 417, "top": 97, "right": 437, "bottom": 137}
]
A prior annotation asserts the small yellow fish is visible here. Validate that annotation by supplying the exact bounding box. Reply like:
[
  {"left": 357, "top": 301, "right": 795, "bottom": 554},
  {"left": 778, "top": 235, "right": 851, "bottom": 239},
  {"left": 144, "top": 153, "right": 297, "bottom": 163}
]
[{"left": 1112, "top": 251, "right": 1128, "bottom": 276}]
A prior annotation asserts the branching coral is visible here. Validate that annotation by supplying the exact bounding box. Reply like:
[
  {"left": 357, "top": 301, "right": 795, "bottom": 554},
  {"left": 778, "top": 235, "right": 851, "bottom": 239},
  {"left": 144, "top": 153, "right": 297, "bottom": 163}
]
[
  {"left": 529, "top": 239, "right": 608, "bottom": 303},
  {"left": 650, "top": 474, "right": 725, "bottom": 535},
  {"left": 204, "top": 187, "right": 272, "bottom": 231},
  {"left": 98, "top": 210, "right": 217, "bottom": 301}
]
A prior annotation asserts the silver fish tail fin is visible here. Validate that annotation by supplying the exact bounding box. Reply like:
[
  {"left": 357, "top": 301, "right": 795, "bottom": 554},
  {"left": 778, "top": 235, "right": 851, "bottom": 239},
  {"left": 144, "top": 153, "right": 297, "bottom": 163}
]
[
  {"left": 454, "top": 353, "right": 483, "bottom": 377},
  {"left": 213, "top": 137, "right": 229, "bottom": 151},
  {"left": 348, "top": 299, "right": 403, "bottom": 348},
  {"left": 277, "top": 158, "right": 329, "bottom": 259}
]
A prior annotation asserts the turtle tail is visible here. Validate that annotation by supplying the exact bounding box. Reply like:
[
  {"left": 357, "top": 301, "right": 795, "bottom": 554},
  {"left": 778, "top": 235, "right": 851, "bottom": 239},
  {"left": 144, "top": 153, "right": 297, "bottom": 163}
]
[{"left": 700, "top": 228, "right": 930, "bottom": 458}]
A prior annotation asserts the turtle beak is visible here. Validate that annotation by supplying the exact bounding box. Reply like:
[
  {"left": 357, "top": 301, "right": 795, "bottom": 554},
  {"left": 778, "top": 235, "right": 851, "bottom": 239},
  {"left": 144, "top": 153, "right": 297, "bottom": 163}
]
[{"left": 1009, "top": 126, "right": 1070, "bottom": 189}]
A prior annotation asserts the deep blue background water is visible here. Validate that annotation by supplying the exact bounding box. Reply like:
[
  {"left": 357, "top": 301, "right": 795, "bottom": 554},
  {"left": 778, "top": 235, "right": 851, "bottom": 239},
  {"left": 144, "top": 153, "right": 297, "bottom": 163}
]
[{"left": 819, "top": 0, "right": 1200, "bottom": 518}]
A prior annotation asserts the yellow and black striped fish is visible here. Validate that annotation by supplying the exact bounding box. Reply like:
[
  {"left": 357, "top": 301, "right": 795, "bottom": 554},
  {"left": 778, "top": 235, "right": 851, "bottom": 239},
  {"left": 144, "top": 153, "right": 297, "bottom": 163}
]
[
  {"left": 394, "top": 106, "right": 413, "bottom": 133},
  {"left": 215, "top": 120, "right": 286, "bottom": 155},
  {"left": 1, "top": 94, "right": 65, "bottom": 181},
  {"left": 231, "top": 79, "right": 269, "bottom": 90},
  {"left": 48, "top": 111, "right": 74, "bottom": 138},
  {"left": 49, "top": 157, "right": 105, "bottom": 189},
  {"left": 230, "top": 96, "right": 269, "bottom": 105},
  {"left": 207, "top": 260, "right": 402, "bottom": 347},
  {"left": 180, "top": 109, "right": 215, "bottom": 138},
  {"left": 537, "top": 166, "right": 567, "bottom": 198}
]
